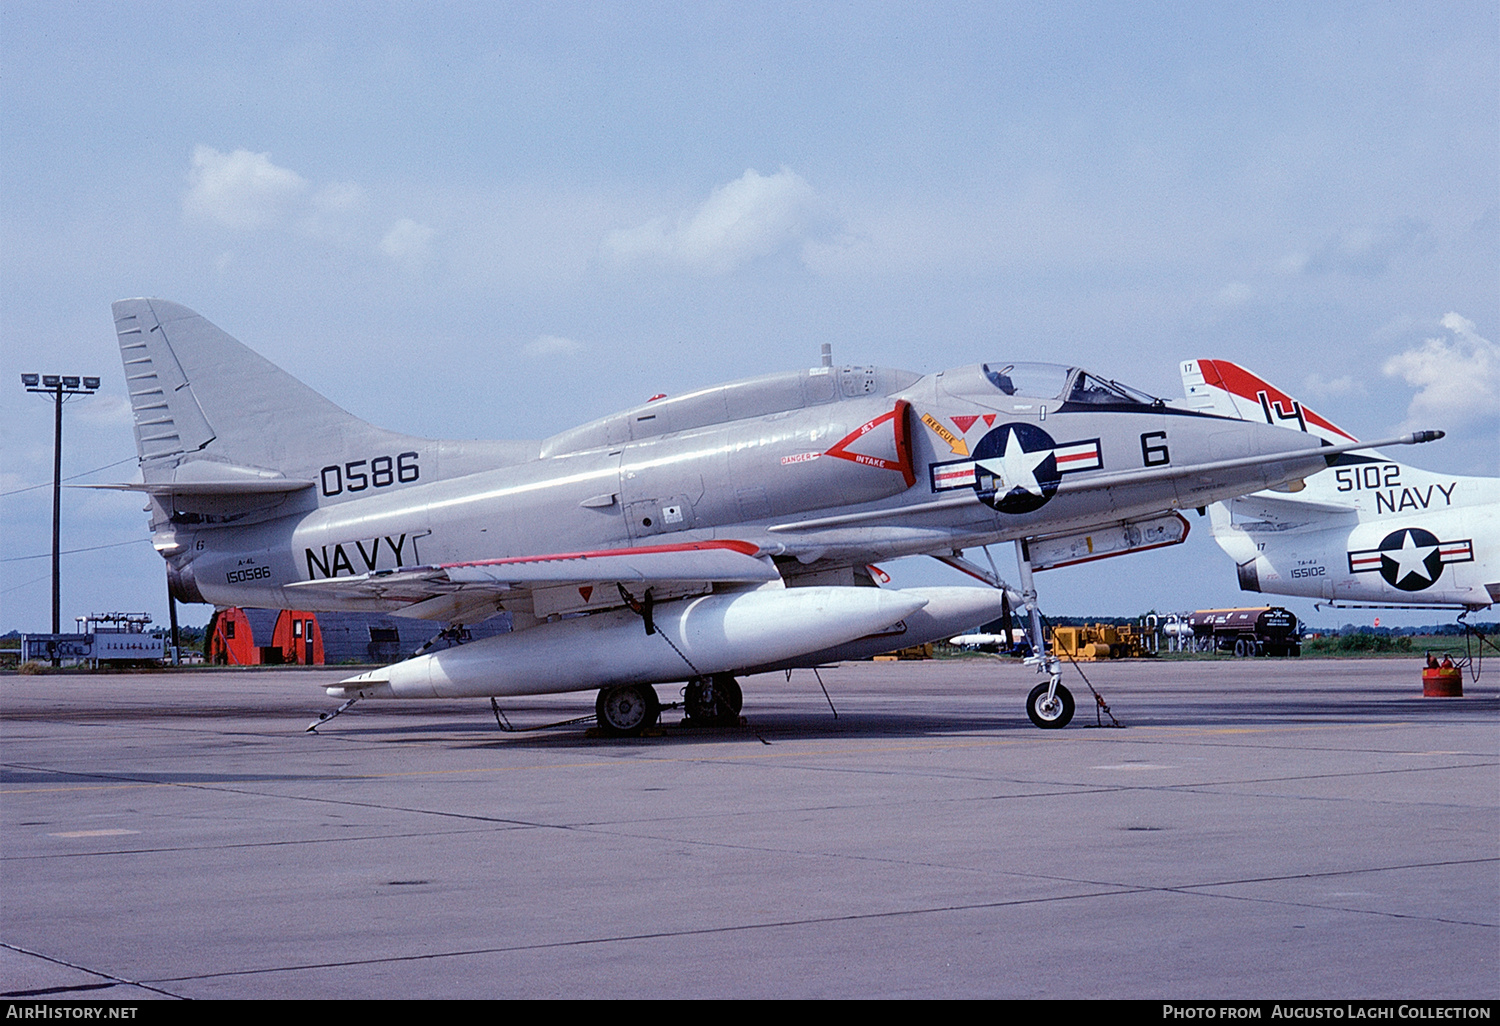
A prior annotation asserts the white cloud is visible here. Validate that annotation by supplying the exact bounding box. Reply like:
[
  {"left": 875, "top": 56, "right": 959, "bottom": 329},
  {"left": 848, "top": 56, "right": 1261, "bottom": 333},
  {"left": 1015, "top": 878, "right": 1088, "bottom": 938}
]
[
  {"left": 794, "top": 181, "right": 1175, "bottom": 279},
  {"left": 1300, "top": 373, "right": 1363, "bottom": 399},
  {"left": 183, "top": 146, "right": 308, "bottom": 229},
  {"left": 603, "top": 168, "right": 817, "bottom": 274},
  {"left": 74, "top": 394, "right": 135, "bottom": 430},
  {"left": 798, "top": 202, "right": 983, "bottom": 276},
  {"left": 379, "top": 218, "right": 435, "bottom": 268},
  {"left": 1383, "top": 313, "right": 1499, "bottom": 433},
  {"left": 1296, "top": 219, "right": 1430, "bottom": 279},
  {"left": 1275, "top": 252, "right": 1309, "bottom": 275},
  {"left": 183, "top": 149, "right": 376, "bottom": 250},
  {"left": 1215, "top": 281, "right": 1253, "bottom": 307},
  {"left": 298, "top": 182, "right": 369, "bottom": 243},
  {"left": 313, "top": 181, "right": 366, "bottom": 214},
  {"left": 525, "top": 334, "right": 584, "bottom": 358}
]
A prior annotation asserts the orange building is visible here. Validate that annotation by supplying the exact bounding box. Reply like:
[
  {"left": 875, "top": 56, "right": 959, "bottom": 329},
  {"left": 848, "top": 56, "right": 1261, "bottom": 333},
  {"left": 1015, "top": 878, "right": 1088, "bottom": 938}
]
[
  {"left": 206, "top": 608, "right": 323, "bottom": 665},
  {"left": 204, "top": 609, "right": 510, "bottom": 666}
]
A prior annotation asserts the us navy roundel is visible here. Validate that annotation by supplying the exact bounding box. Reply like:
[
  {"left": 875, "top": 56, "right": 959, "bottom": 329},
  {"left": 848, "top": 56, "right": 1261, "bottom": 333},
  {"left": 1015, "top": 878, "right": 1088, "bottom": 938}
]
[
  {"left": 1375, "top": 527, "right": 1444, "bottom": 591},
  {"left": 972, "top": 423, "right": 1062, "bottom": 514}
]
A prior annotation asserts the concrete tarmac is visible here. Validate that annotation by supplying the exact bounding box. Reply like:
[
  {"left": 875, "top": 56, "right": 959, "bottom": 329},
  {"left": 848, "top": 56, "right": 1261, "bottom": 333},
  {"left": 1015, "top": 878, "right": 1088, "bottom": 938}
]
[{"left": 1, "top": 657, "right": 1495, "bottom": 1000}]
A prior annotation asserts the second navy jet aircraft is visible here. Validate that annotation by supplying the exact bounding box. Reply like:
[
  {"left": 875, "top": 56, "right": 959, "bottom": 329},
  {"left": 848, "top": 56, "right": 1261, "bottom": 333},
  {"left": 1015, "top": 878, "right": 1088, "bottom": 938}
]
[
  {"left": 1182, "top": 359, "right": 1496, "bottom": 612},
  {"left": 107, "top": 300, "right": 1442, "bottom": 732}
]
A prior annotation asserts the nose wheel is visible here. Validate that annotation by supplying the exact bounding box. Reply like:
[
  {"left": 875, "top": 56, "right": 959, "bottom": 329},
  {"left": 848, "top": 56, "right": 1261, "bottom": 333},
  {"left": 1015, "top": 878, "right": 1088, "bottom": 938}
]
[{"left": 1026, "top": 681, "right": 1075, "bottom": 728}]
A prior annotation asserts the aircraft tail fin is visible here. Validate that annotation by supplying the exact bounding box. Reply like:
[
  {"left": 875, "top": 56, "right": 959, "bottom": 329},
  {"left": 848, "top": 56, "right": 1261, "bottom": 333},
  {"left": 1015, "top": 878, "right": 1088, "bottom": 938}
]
[
  {"left": 1179, "top": 359, "right": 1357, "bottom": 445},
  {"left": 113, "top": 300, "right": 537, "bottom": 512},
  {"left": 114, "top": 298, "right": 402, "bottom": 477}
]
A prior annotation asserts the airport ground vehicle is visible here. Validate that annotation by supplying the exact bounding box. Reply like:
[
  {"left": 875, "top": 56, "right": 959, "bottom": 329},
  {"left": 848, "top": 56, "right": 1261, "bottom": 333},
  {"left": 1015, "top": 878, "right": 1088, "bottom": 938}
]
[{"left": 1188, "top": 606, "right": 1301, "bottom": 657}]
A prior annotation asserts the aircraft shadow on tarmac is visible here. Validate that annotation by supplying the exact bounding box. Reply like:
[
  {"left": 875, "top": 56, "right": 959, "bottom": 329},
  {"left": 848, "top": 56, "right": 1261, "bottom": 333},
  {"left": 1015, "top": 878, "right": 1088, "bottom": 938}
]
[
  {"left": 0, "top": 767, "right": 359, "bottom": 786},
  {"left": 301, "top": 683, "right": 1497, "bottom": 751},
  {"left": 6, "top": 675, "right": 1492, "bottom": 766}
]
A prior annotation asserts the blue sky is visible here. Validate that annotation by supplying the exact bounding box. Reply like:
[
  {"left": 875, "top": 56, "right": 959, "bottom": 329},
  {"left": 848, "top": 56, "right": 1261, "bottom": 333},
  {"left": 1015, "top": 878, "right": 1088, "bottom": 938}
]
[{"left": 2, "top": 2, "right": 1496, "bottom": 632}]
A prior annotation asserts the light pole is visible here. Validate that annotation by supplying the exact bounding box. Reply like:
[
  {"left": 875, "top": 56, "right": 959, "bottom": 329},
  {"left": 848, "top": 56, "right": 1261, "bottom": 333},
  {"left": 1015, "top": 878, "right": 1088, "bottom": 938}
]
[{"left": 20, "top": 373, "right": 98, "bottom": 654}]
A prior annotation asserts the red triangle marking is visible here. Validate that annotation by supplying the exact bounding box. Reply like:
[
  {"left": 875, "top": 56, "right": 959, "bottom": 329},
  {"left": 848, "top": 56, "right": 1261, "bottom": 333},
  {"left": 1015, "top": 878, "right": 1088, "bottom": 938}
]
[
  {"left": 950, "top": 415, "right": 979, "bottom": 434},
  {"left": 578, "top": 586, "right": 593, "bottom": 603},
  {"left": 982, "top": 414, "right": 996, "bottom": 427}
]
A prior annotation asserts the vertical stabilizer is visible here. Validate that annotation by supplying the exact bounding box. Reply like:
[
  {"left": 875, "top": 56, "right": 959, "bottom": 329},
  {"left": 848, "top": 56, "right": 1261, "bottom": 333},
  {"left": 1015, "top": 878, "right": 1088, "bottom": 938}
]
[
  {"left": 1180, "top": 358, "right": 1356, "bottom": 445},
  {"left": 113, "top": 298, "right": 401, "bottom": 479},
  {"left": 115, "top": 300, "right": 218, "bottom": 461}
]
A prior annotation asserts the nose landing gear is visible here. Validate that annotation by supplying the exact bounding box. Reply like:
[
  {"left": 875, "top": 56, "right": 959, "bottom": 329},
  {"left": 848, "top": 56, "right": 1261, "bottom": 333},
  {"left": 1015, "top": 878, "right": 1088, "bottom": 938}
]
[
  {"left": 1016, "top": 538, "right": 1076, "bottom": 730},
  {"left": 1026, "top": 680, "right": 1075, "bottom": 729}
]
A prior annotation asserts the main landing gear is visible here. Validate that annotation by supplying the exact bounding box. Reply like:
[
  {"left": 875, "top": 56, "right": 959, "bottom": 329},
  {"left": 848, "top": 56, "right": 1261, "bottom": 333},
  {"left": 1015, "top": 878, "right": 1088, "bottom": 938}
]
[
  {"left": 595, "top": 683, "right": 661, "bottom": 737},
  {"left": 594, "top": 674, "right": 745, "bottom": 736},
  {"left": 684, "top": 674, "right": 743, "bottom": 727}
]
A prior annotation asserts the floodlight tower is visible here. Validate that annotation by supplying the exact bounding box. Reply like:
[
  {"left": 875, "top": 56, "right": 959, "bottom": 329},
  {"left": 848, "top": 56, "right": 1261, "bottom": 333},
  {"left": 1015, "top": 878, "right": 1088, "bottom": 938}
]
[{"left": 20, "top": 373, "right": 99, "bottom": 646}]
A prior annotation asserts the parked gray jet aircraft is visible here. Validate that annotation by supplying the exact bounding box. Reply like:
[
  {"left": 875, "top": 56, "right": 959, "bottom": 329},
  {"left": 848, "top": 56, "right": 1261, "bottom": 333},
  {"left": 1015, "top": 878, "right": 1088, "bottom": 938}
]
[{"left": 106, "top": 300, "right": 1441, "bottom": 733}]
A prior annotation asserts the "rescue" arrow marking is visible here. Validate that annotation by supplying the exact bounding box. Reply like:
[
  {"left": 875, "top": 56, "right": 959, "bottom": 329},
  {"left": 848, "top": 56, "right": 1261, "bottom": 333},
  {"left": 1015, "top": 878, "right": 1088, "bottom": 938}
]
[{"left": 921, "top": 413, "right": 969, "bottom": 456}]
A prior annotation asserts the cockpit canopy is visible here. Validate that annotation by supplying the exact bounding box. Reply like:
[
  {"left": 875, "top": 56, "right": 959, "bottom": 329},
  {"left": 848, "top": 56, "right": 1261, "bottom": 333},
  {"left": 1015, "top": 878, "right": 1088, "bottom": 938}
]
[{"left": 981, "top": 362, "right": 1162, "bottom": 406}]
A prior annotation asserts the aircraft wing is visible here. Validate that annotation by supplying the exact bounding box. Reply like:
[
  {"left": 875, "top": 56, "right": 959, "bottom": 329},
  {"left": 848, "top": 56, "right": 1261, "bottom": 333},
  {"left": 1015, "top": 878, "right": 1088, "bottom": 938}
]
[
  {"left": 1051, "top": 434, "right": 1435, "bottom": 496},
  {"left": 284, "top": 539, "right": 780, "bottom": 621},
  {"left": 772, "top": 432, "right": 1440, "bottom": 534}
]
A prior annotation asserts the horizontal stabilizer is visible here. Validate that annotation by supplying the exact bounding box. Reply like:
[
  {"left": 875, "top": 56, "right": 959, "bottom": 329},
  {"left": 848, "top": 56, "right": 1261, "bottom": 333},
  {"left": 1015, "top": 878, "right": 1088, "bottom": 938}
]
[
  {"left": 80, "top": 460, "right": 313, "bottom": 496},
  {"left": 1224, "top": 492, "right": 1356, "bottom": 524}
]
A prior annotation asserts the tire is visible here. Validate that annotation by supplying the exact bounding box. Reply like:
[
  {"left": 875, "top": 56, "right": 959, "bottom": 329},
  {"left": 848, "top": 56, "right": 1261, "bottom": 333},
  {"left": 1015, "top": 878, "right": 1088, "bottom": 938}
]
[
  {"left": 1026, "top": 682, "right": 1075, "bottom": 729},
  {"left": 720, "top": 675, "right": 743, "bottom": 714},
  {"left": 685, "top": 674, "right": 742, "bottom": 726},
  {"left": 596, "top": 684, "right": 661, "bottom": 737}
]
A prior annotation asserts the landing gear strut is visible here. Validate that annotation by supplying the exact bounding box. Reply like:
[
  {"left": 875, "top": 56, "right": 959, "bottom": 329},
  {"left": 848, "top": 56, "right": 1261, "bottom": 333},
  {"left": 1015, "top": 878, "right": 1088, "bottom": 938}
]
[
  {"left": 1015, "top": 539, "right": 1075, "bottom": 729},
  {"left": 684, "top": 674, "right": 742, "bottom": 726},
  {"left": 595, "top": 683, "right": 661, "bottom": 737}
]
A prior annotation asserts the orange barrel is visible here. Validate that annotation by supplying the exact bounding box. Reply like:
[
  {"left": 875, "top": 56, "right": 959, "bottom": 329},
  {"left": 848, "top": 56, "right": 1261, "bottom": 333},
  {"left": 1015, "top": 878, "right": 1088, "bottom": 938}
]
[{"left": 1421, "top": 667, "right": 1463, "bottom": 697}]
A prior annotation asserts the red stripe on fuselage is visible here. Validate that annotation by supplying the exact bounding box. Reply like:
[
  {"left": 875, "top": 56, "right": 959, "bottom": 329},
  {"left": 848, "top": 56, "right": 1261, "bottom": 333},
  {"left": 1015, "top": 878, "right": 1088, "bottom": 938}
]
[{"left": 442, "top": 539, "right": 762, "bottom": 570}]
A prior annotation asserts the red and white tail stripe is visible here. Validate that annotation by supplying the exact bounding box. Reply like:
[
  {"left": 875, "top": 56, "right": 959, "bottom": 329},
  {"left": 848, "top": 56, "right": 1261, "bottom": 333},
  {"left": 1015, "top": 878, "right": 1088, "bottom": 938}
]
[{"left": 1180, "top": 358, "right": 1356, "bottom": 445}]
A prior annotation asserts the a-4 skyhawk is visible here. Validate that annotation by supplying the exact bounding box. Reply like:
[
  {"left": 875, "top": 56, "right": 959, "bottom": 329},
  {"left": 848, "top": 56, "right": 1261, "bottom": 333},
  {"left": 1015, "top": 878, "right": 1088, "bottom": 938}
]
[{"left": 106, "top": 300, "right": 1442, "bottom": 733}]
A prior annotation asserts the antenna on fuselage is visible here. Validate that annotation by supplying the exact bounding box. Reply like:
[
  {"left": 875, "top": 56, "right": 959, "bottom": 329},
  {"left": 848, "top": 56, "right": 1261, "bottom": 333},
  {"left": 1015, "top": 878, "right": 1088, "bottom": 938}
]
[{"left": 820, "top": 343, "right": 832, "bottom": 368}]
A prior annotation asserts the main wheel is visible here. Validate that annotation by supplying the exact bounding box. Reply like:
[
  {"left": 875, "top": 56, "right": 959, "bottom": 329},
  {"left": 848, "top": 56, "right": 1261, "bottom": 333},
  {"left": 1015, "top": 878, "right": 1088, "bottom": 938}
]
[
  {"left": 684, "top": 674, "right": 742, "bottom": 726},
  {"left": 1026, "top": 682, "right": 1075, "bottom": 729},
  {"left": 596, "top": 684, "right": 661, "bottom": 737}
]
